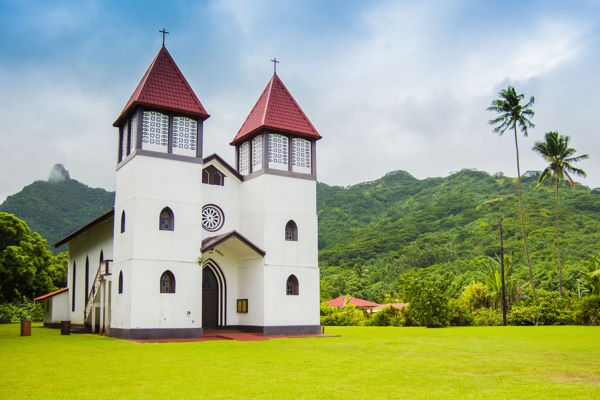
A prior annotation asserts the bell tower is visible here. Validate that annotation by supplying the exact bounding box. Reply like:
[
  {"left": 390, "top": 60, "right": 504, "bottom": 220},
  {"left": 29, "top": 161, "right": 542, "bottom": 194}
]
[
  {"left": 232, "top": 69, "right": 322, "bottom": 333},
  {"left": 110, "top": 44, "right": 209, "bottom": 339}
]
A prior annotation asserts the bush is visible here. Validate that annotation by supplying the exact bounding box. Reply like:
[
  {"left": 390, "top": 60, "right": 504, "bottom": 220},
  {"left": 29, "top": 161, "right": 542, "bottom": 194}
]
[
  {"left": 576, "top": 295, "right": 600, "bottom": 325},
  {"left": 507, "top": 290, "right": 575, "bottom": 326},
  {"left": 448, "top": 299, "right": 473, "bottom": 326},
  {"left": 367, "top": 306, "right": 402, "bottom": 326},
  {"left": 0, "top": 303, "right": 18, "bottom": 322},
  {"left": 16, "top": 299, "right": 44, "bottom": 322},
  {"left": 459, "top": 282, "right": 491, "bottom": 311},
  {"left": 401, "top": 274, "right": 449, "bottom": 328},
  {"left": 320, "top": 304, "right": 366, "bottom": 326},
  {"left": 472, "top": 308, "right": 503, "bottom": 326}
]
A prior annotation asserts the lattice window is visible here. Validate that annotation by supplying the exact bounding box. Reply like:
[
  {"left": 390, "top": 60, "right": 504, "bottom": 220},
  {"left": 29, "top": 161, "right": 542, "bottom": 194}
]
[
  {"left": 129, "top": 114, "right": 137, "bottom": 153},
  {"left": 268, "top": 133, "right": 288, "bottom": 170},
  {"left": 142, "top": 111, "right": 168, "bottom": 152},
  {"left": 172, "top": 116, "right": 197, "bottom": 157},
  {"left": 252, "top": 135, "right": 263, "bottom": 171},
  {"left": 239, "top": 142, "right": 250, "bottom": 175},
  {"left": 120, "top": 121, "right": 128, "bottom": 161},
  {"left": 292, "top": 138, "right": 311, "bottom": 173}
]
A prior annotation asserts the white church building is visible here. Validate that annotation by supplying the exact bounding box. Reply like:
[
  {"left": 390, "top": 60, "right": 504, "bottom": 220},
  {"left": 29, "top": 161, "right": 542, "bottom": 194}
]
[{"left": 47, "top": 44, "right": 322, "bottom": 339}]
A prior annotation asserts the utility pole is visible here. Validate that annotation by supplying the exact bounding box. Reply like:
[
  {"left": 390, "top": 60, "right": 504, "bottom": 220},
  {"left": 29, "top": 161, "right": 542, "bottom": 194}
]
[{"left": 499, "top": 217, "right": 507, "bottom": 326}]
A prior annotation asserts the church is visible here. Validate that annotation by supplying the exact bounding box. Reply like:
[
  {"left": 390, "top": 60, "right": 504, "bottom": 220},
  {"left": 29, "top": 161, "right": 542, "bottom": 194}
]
[{"left": 44, "top": 42, "right": 322, "bottom": 339}]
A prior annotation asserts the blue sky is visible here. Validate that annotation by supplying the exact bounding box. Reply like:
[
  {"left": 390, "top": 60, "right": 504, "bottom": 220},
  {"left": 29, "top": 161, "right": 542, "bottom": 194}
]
[{"left": 1, "top": 0, "right": 599, "bottom": 201}]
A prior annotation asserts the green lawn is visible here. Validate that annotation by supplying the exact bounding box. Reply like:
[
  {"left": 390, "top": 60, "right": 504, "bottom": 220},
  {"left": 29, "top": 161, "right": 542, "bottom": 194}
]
[{"left": 0, "top": 324, "right": 598, "bottom": 399}]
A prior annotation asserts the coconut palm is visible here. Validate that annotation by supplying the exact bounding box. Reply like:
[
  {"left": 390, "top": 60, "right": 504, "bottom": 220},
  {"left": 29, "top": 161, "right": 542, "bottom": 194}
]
[
  {"left": 487, "top": 85, "right": 537, "bottom": 299},
  {"left": 533, "top": 131, "right": 588, "bottom": 297}
]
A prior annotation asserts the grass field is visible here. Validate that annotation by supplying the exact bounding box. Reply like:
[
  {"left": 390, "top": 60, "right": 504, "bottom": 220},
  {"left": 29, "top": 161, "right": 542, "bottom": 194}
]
[{"left": 0, "top": 324, "right": 598, "bottom": 399}]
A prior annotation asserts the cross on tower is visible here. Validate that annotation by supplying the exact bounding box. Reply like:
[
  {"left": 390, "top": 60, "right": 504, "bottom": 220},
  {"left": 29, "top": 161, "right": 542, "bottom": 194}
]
[
  {"left": 159, "top": 28, "right": 170, "bottom": 46},
  {"left": 270, "top": 58, "right": 279, "bottom": 74}
]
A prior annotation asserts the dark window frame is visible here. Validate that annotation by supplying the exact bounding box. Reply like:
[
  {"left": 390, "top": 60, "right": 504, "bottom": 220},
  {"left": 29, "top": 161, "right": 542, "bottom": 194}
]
[
  {"left": 120, "top": 210, "right": 126, "bottom": 233},
  {"left": 286, "top": 275, "right": 299, "bottom": 296},
  {"left": 159, "top": 207, "right": 175, "bottom": 231},
  {"left": 72, "top": 261, "right": 76, "bottom": 311},
  {"left": 285, "top": 220, "right": 298, "bottom": 241},
  {"left": 118, "top": 271, "right": 123, "bottom": 294},
  {"left": 160, "top": 270, "right": 176, "bottom": 294}
]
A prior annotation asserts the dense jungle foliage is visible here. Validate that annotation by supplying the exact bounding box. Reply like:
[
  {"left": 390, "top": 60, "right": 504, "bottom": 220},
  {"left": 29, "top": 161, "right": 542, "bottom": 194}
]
[
  {"left": 0, "top": 179, "right": 114, "bottom": 252},
  {"left": 317, "top": 169, "right": 600, "bottom": 302}
]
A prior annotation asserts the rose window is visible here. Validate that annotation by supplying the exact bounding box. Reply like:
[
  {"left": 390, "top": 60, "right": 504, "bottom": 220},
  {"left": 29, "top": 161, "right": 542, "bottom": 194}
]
[{"left": 202, "top": 205, "right": 224, "bottom": 232}]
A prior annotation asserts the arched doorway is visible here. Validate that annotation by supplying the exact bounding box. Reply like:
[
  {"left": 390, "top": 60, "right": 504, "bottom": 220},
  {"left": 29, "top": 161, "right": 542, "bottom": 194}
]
[{"left": 202, "top": 267, "right": 219, "bottom": 328}]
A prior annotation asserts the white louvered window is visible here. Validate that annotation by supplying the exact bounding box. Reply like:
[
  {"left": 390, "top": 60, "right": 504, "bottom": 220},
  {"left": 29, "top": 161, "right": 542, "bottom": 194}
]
[
  {"left": 268, "top": 133, "right": 288, "bottom": 171},
  {"left": 142, "top": 111, "right": 168, "bottom": 153},
  {"left": 172, "top": 116, "right": 197, "bottom": 157},
  {"left": 252, "top": 135, "right": 263, "bottom": 171},
  {"left": 292, "top": 138, "right": 311, "bottom": 174},
  {"left": 239, "top": 142, "right": 250, "bottom": 175},
  {"left": 120, "top": 120, "right": 128, "bottom": 161},
  {"left": 129, "top": 115, "right": 137, "bottom": 155}
]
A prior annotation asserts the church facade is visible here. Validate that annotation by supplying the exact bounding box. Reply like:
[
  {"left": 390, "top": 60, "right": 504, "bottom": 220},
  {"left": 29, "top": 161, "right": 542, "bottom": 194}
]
[{"left": 51, "top": 45, "right": 322, "bottom": 339}]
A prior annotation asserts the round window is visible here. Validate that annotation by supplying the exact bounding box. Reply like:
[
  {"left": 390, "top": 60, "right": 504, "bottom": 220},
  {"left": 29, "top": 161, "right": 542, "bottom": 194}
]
[{"left": 202, "top": 204, "right": 224, "bottom": 232}]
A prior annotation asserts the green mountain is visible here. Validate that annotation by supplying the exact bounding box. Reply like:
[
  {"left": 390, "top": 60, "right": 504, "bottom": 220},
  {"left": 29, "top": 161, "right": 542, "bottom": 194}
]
[
  {"left": 2, "top": 164, "right": 599, "bottom": 301},
  {"left": 0, "top": 165, "right": 114, "bottom": 251},
  {"left": 317, "top": 169, "right": 600, "bottom": 301}
]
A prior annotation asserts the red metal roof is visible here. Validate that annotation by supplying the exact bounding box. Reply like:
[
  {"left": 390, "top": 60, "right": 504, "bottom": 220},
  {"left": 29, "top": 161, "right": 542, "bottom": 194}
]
[
  {"left": 34, "top": 287, "right": 68, "bottom": 301},
  {"left": 326, "top": 295, "right": 380, "bottom": 308},
  {"left": 231, "top": 73, "right": 321, "bottom": 145},
  {"left": 114, "top": 46, "right": 209, "bottom": 126}
]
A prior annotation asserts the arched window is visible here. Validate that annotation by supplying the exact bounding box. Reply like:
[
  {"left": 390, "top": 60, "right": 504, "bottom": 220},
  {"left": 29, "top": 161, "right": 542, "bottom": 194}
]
[
  {"left": 286, "top": 275, "right": 299, "bottom": 295},
  {"left": 160, "top": 270, "right": 176, "bottom": 293},
  {"left": 285, "top": 220, "right": 298, "bottom": 241},
  {"left": 120, "top": 210, "right": 126, "bottom": 233},
  {"left": 72, "top": 261, "right": 76, "bottom": 311},
  {"left": 118, "top": 271, "right": 123, "bottom": 294},
  {"left": 85, "top": 256, "right": 89, "bottom": 304},
  {"left": 159, "top": 207, "right": 174, "bottom": 231}
]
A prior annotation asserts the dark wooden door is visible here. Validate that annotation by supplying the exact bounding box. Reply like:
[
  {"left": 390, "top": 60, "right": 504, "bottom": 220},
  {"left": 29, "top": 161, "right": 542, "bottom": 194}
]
[{"left": 202, "top": 268, "right": 218, "bottom": 328}]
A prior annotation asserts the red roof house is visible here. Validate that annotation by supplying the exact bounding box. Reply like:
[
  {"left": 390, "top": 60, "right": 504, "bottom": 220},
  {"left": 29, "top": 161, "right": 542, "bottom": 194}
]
[
  {"left": 326, "top": 295, "right": 380, "bottom": 308},
  {"left": 231, "top": 73, "right": 321, "bottom": 145}
]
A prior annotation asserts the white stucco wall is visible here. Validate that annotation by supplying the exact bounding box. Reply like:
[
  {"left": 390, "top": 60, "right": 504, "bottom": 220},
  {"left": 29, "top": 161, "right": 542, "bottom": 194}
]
[
  {"left": 67, "top": 216, "right": 114, "bottom": 324},
  {"left": 113, "top": 155, "right": 205, "bottom": 330},
  {"left": 43, "top": 291, "right": 69, "bottom": 324}
]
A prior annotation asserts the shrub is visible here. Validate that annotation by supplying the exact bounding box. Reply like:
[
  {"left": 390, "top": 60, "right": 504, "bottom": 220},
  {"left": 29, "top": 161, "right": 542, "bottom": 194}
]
[
  {"left": 0, "top": 303, "right": 18, "bottom": 322},
  {"left": 459, "top": 282, "right": 491, "bottom": 311},
  {"left": 576, "top": 295, "right": 600, "bottom": 325},
  {"left": 320, "top": 304, "right": 366, "bottom": 326},
  {"left": 448, "top": 299, "right": 473, "bottom": 326},
  {"left": 472, "top": 308, "right": 503, "bottom": 326},
  {"left": 402, "top": 274, "right": 449, "bottom": 328},
  {"left": 507, "top": 290, "right": 575, "bottom": 326},
  {"left": 16, "top": 299, "right": 44, "bottom": 322},
  {"left": 367, "top": 306, "right": 401, "bottom": 326}
]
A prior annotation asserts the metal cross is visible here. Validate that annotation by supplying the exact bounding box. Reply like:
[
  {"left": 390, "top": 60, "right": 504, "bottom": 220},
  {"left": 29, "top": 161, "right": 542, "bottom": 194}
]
[
  {"left": 270, "top": 57, "right": 279, "bottom": 74},
  {"left": 159, "top": 28, "right": 170, "bottom": 46}
]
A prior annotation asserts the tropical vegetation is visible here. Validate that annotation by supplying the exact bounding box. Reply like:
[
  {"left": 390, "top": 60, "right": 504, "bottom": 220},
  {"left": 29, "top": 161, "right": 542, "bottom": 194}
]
[
  {"left": 487, "top": 85, "right": 537, "bottom": 298},
  {"left": 533, "top": 131, "right": 588, "bottom": 296}
]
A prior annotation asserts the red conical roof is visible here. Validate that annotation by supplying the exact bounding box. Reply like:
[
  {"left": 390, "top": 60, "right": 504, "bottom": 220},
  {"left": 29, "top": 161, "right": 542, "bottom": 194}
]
[
  {"left": 231, "top": 73, "right": 321, "bottom": 145},
  {"left": 113, "top": 46, "right": 209, "bottom": 126}
]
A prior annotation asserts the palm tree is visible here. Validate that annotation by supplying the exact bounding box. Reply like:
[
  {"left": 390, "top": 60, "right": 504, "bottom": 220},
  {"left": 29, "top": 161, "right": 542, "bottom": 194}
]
[
  {"left": 533, "top": 131, "right": 588, "bottom": 297},
  {"left": 487, "top": 85, "right": 537, "bottom": 299}
]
